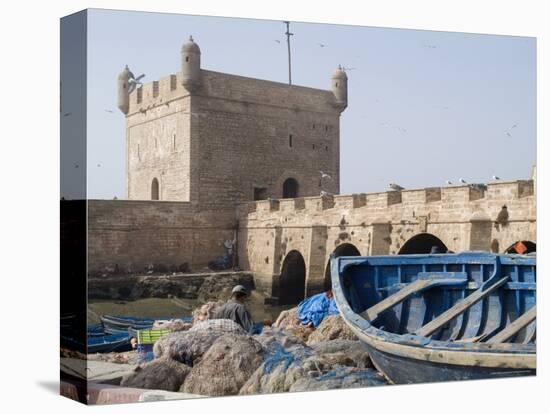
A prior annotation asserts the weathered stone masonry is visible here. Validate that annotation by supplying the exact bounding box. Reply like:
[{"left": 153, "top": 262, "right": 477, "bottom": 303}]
[
  {"left": 120, "top": 36, "right": 346, "bottom": 209},
  {"left": 236, "top": 180, "right": 536, "bottom": 300}
]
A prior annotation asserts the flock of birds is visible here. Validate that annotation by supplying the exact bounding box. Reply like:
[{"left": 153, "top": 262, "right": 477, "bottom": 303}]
[{"left": 388, "top": 175, "right": 502, "bottom": 192}]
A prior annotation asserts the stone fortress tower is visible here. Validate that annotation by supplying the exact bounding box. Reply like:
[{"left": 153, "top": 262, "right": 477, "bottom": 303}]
[{"left": 118, "top": 36, "right": 347, "bottom": 209}]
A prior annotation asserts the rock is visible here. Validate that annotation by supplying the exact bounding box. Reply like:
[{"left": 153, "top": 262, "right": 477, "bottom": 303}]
[
  {"left": 289, "top": 366, "right": 387, "bottom": 392},
  {"left": 273, "top": 307, "right": 314, "bottom": 341},
  {"left": 120, "top": 357, "right": 191, "bottom": 391},
  {"left": 306, "top": 315, "right": 358, "bottom": 344},
  {"left": 181, "top": 334, "right": 264, "bottom": 396},
  {"left": 153, "top": 319, "right": 246, "bottom": 365},
  {"left": 192, "top": 301, "right": 224, "bottom": 324},
  {"left": 196, "top": 274, "right": 255, "bottom": 302}
]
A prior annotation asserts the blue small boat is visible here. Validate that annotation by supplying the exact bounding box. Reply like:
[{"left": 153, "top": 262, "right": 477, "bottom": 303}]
[
  {"left": 87, "top": 332, "right": 131, "bottom": 353},
  {"left": 331, "top": 252, "right": 536, "bottom": 384},
  {"left": 100, "top": 315, "right": 157, "bottom": 334}
]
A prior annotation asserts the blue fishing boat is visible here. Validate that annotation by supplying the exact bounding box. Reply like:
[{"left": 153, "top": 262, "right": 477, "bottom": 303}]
[
  {"left": 100, "top": 315, "right": 157, "bottom": 334},
  {"left": 331, "top": 252, "right": 536, "bottom": 384},
  {"left": 87, "top": 332, "right": 131, "bottom": 353}
]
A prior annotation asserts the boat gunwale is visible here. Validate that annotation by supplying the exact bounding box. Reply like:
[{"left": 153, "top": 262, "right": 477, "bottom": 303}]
[{"left": 331, "top": 254, "right": 536, "bottom": 369}]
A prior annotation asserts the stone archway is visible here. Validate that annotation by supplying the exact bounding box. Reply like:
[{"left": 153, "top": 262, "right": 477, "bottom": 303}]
[
  {"left": 505, "top": 240, "right": 536, "bottom": 254},
  {"left": 398, "top": 233, "right": 448, "bottom": 254},
  {"left": 323, "top": 243, "right": 362, "bottom": 291},
  {"left": 151, "top": 178, "right": 160, "bottom": 200},
  {"left": 282, "top": 178, "right": 299, "bottom": 199},
  {"left": 278, "top": 250, "right": 306, "bottom": 305}
]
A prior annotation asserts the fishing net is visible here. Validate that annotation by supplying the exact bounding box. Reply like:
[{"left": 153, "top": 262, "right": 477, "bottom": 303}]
[
  {"left": 152, "top": 319, "right": 192, "bottom": 331},
  {"left": 180, "top": 334, "right": 264, "bottom": 396},
  {"left": 120, "top": 357, "right": 191, "bottom": 392},
  {"left": 191, "top": 301, "right": 224, "bottom": 324},
  {"left": 289, "top": 366, "right": 387, "bottom": 392},
  {"left": 153, "top": 319, "right": 246, "bottom": 365},
  {"left": 306, "top": 315, "right": 358, "bottom": 345},
  {"left": 273, "top": 307, "right": 314, "bottom": 341},
  {"left": 240, "top": 329, "right": 379, "bottom": 394}
]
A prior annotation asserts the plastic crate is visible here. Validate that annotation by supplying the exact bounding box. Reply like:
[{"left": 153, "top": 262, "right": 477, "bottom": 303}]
[{"left": 137, "top": 328, "right": 172, "bottom": 345}]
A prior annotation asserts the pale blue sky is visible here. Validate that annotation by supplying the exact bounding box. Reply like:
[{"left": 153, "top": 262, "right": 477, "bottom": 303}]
[{"left": 86, "top": 9, "right": 536, "bottom": 199}]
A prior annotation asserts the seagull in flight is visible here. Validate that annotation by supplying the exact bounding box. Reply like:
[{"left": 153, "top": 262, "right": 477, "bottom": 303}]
[
  {"left": 319, "top": 171, "right": 332, "bottom": 179},
  {"left": 274, "top": 39, "right": 281, "bottom": 44},
  {"left": 127, "top": 72, "right": 146, "bottom": 94},
  {"left": 389, "top": 183, "right": 404, "bottom": 191},
  {"left": 318, "top": 43, "right": 327, "bottom": 48},
  {"left": 105, "top": 109, "right": 114, "bottom": 113}
]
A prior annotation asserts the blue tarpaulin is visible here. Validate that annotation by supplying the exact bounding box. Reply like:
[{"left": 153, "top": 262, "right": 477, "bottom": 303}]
[{"left": 297, "top": 292, "right": 340, "bottom": 328}]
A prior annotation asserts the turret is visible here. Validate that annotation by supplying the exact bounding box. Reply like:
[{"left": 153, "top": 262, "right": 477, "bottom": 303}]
[
  {"left": 117, "top": 65, "right": 132, "bottom": 114},
  {"left": 331, "top": 65, "right": 348, "bottom": 111},
  {"left": 181, "top": 36, "right": 201, "bottom": 92}
]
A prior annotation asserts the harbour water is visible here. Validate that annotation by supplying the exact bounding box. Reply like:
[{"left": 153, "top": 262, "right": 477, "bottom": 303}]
[{"left": 88, "top": 291, "right": 293, "bottom": 325}]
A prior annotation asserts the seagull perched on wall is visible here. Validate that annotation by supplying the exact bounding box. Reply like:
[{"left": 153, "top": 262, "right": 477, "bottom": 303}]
[
  {"left": 320, "top": 190, "right": 332, "bottom": 197},
  {"left": 445, "top": 180, "right": 453, "bottom": 185},
  {"left": 389, "top": 183, "right": 404, "bottom": 191},
  {"left": 459, "top": 178, "right": 467, "bottom": 184},
  {"left": 492, "top": 175, "right": 501, "bottom": 180}
]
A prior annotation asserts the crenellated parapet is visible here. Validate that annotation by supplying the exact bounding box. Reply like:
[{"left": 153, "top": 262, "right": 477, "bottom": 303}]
[{"left": 238, "top": 180, "right": 536, "bottom": 228}]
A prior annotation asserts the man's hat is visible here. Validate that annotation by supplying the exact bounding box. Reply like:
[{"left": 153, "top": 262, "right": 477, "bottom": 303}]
[{"left": 231, "top": 285, "right": 249, "bottom": 296}]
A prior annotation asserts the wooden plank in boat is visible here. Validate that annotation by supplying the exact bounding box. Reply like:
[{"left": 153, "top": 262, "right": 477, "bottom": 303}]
[
  {"left": 488, "top": 306, "right": 537, "bottom": 344},
  {"left": 361, "top": 272, "right": 467, "bottom": 322},
  {"left": 415, "top": 275, "right": 510, "bottom": 338}
]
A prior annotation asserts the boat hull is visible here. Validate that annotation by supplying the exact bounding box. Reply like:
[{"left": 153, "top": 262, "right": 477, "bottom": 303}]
[
  {"left": 365, "top": 341, "right": 535, "bottom": 384},
  {"left": 331, "top": 252, "right": 536, "bottom": 384}
]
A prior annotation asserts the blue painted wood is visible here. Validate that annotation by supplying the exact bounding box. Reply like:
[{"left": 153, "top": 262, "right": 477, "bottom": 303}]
[{"left": 331, "top": 251, "right": 536, "bottom": 384}]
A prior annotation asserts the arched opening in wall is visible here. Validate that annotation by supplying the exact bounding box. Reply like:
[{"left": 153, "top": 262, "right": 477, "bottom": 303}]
[
  {"left": 282, "top": 178, "right": 299, "bottom": 199},
  {"left": 279, "top": 250, "right": 306, "bottom": 305},
  {"left": 151, "top": 178, "right": 159, "bottom": 200},
  {"left": 505, "top": 241, "right": 536, "bottom": 254},
  {"left": 323, "top": 243, "right": 361, "bottom": 291},
  {"left": 398, "top": 233, "right": 448, "bottom": 255}
]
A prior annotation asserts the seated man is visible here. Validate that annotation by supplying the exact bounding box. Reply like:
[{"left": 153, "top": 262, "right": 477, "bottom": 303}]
[{"left": 214, "top": 285, "right": 255, "bottom": 333}]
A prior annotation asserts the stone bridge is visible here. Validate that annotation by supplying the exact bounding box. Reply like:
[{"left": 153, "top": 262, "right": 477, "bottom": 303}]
[{"left": 236, "top": 180, "right": 536, "bottom": 304}]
